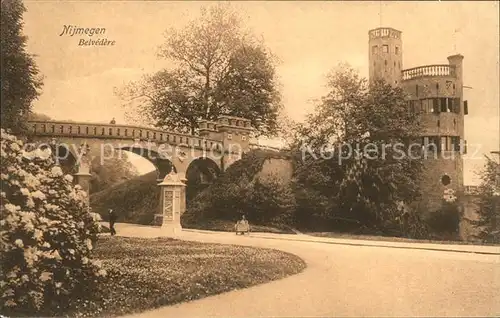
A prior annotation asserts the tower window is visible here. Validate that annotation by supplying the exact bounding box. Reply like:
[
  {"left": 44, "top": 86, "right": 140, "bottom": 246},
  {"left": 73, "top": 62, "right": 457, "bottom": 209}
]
[
  {"left": 447, "top": 98, "right": 454, "bottom": 112},
  {"left": 436, "top": 83, "right": 439, "bottom": 91},
  {"left": 422, "top": 99, "right": 429, "bottom": 112},
  {"left": 372, "top": 45, "right": 378, "bottom": 54},
  {"left": 384, "top": 60, "right": 387, "bottom": 66},
  {"left": 437, "top": 120, "right": 440, "bottom": 127},
  {"left": 453, "top": 98, "right": 461, "bottom": 113},
  {"left": 382, "top": 45, "right": 389, "bottom": 53},
  {"left": 440, "top": 98, "right": 447, "bottom": 113},
  {"left": 441, "top": 174, "right": 451, "bottom": 186},
  {"left": 394, "top": 61, "right": 396, "bottom": 67},
  {"left": 441, "top": 136, "right": 447, "bottom": 151},
  {"left": 395, "top": 46, "right": 399, "bottom": 54},
  {"left": 416, "top": 85, "right": 419, "bottom": 97},
  {"left": 451, "top": 136, "right": 460, "bottom": 151},
  {"left": 398, "top": 61, "right": 401, "bottom": 69}
]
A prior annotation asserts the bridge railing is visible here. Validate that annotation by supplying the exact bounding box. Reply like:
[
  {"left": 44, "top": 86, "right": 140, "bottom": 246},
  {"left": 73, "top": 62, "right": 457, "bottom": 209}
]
[
  {"left": 27, "top": 120, "right": 225, "bottom": 152},
  {"left": 401, "top": 64, "right": 456, "bottom": 81},
  {"left": 249, "top": 143, "right": 287, "bottom": 152}
]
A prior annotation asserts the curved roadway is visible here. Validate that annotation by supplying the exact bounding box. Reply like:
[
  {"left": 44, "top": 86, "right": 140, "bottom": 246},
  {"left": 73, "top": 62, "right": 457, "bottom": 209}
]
[{"left": 112, "top": 223, "right": 500, "bottom": 317}]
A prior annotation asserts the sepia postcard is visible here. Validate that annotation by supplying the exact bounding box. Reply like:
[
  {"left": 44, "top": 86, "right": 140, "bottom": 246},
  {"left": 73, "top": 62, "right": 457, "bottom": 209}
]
[{"left": 1, "top": 1, "right": 499, "bottom": 317}]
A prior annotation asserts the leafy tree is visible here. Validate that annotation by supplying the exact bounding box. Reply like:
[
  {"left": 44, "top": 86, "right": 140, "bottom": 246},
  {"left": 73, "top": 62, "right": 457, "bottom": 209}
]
[
  {"left": 1, "top": 0, "right": 43, "bottom": 134},
  {"left": 293, "top": 63, "right": 424, "bottom": 234},
  {"left": 473, "top": 156, "right": 500, "bottom": 243},
  {"left": 118, "top": 3, "right": 282, "bottom": 136}
]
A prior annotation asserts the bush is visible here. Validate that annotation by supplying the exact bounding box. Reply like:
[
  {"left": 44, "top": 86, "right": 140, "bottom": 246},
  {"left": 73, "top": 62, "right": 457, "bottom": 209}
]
[
  {"left": 185, "top": 151, "right": 296, "bottom": 228},
  {"left": 0, "top": 129, "right": 105, "bottom": 316},
  {"left": 425, "top": 189, "right": 461, "bottom": 238},
  {"left": 473, "top": 156, "right": 500, "bottom": 244},
  {"left": 248, "top": 175, "right": 296, "bottom": 227}
]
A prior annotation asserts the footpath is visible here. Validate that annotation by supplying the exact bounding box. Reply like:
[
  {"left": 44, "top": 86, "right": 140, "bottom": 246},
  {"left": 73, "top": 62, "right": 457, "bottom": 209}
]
[
  {"left": 115, "top": 223, "right": 500, "bottom": 318},
  {"left": 103, "top": 222, "right": 500, "bottom": 255}
]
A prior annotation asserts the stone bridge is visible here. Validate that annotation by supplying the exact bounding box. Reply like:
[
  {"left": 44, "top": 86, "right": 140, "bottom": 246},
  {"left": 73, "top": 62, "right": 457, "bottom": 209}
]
[{"left": 25, "top": 115, "right": 268, "bottom": 197}]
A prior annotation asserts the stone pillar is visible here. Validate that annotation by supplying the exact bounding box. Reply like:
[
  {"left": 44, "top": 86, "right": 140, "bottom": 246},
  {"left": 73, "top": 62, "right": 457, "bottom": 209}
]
[
  {"left": 74, "top": 144, "right": 92, "bottom": 211},
  {"left": 158, "top": 171, "right": 186, "bottom": 236},
  {"left": 180, "top": 174, "right": 187, "bottom": 216},
  {"left": 156, "top": 178, "right": 163, "bottom": 224}
]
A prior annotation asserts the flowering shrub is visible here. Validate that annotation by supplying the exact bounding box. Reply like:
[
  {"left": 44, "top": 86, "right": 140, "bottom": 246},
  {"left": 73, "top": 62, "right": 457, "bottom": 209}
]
[{"left": 0, "top": 129, "right": 104, "bottom": 316}]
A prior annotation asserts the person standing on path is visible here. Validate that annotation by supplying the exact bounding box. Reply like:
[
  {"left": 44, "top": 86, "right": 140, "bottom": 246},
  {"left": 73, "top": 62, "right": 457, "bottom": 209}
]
[{"left": 108, "top": 208, "right": 117, "bottom": 236}]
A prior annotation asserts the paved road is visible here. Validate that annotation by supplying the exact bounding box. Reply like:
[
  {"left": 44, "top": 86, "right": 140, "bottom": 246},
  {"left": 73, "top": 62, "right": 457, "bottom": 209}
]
[{"left": 111, "top": 223, "right": 500, "bottom": 318}]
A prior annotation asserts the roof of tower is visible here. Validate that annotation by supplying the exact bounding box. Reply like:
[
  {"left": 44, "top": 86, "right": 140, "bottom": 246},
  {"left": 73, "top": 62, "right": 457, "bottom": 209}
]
[{"left": 368, "top": 27, "right": 402, "bottom": 34}]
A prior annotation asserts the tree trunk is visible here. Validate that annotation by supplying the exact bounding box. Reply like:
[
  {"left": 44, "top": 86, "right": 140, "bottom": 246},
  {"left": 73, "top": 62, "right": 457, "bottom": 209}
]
[{"left": 204, "top": 69, "right": 211, "bottom": 117}]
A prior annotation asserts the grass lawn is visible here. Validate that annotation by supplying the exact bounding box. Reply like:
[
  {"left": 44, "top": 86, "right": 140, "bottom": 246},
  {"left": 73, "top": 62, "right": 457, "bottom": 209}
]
[
  {"left": 69, "top": 236, "right": 306, "bottom": 317},
  {"left": 307, "top": 231, "right": 499, "bottom": 246}
]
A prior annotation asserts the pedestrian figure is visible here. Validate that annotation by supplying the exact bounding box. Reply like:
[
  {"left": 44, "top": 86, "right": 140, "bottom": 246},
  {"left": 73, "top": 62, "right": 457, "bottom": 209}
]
[
  {"left": 110, "top": 117, "right": 116, "bottom": 124},
  {"left": 235, "top": 215, "right": 250, "bottom": 235},
  {"left": 109, "top": 208, "right": 117, "bottom": 236}
]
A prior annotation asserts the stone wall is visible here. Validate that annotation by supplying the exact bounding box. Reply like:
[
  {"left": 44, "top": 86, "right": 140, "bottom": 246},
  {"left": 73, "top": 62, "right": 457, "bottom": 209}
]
[
  {"left": 256, "top": 157, "right": 294, "bottom": 185},
  {"left": 416, "top": 155, "right": 464, "bottom": 216}
]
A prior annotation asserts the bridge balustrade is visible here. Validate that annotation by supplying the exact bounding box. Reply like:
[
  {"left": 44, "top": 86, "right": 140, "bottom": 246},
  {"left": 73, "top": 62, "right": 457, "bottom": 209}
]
[{"left": 28, "top": 121, "right": 226, "bottom": 153}]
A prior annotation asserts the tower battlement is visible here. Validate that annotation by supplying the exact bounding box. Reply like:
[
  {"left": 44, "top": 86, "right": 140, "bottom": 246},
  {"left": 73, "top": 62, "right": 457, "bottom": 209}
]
[{"left": 368, "top": 27, "right": 402, "bottom": 40}]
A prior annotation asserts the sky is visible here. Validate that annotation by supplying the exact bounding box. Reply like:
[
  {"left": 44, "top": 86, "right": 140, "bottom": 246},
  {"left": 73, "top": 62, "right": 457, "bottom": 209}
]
[{"left": 23, "top": 1, "right": 499, "bottom": 184}]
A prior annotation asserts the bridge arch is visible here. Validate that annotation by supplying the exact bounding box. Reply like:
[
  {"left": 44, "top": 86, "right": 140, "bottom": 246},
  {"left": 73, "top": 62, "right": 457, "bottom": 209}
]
[
  {"left": 115, "top": 146, "right": 177, "bottom": 181},
  {"left": 185, "top": 157, "right": 221, "bottom": 201}
]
